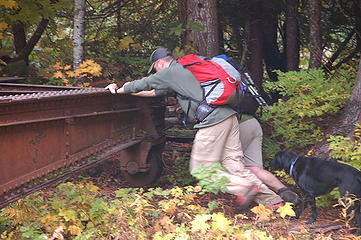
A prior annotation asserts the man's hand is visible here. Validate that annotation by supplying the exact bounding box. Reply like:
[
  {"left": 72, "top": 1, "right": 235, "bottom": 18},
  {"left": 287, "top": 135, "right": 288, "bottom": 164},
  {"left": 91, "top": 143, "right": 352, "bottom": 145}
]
[{"left": 105, "top": 83, "right": 118, "bottom": 94}]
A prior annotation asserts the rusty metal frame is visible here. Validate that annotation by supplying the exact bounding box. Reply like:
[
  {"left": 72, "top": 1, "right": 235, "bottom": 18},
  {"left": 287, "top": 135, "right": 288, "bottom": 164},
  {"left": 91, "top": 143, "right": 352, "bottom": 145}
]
[{"left": 0, "top": 84, "right": 165, "bottom": 206}]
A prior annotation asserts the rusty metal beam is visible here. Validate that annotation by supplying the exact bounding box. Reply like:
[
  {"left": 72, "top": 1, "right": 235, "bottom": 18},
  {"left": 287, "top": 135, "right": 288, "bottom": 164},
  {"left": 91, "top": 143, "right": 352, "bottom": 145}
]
[{"left": 0, "top": 83, "right": 165, "bottom": 207}]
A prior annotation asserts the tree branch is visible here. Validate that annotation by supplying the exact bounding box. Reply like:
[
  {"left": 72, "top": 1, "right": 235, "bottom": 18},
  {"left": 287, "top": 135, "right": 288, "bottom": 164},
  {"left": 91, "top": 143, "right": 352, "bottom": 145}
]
[
  {"left": 323, "top": 28, "right": 355, "bottom": 71},
  {"left": 12, "top": 18, "right": 49, "bottom": 63}
]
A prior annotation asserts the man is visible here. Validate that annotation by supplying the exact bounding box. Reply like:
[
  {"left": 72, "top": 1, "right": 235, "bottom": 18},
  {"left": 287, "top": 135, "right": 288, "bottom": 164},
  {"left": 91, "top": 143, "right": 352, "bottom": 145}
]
[
  {"left": 105, "top": 47, "right": 283, "bottom": 209},
  {"left": 239, "top": 114, "right": 301, "bottom": 204}
]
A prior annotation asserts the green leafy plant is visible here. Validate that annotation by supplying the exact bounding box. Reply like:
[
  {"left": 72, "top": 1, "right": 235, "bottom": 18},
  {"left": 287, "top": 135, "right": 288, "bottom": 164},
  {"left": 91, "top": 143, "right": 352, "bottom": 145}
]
[
  {"left": 174, "top": 156, "right": 197, "bottom": 186},
  {"left": 191, "top": 162, "right": 230, "bottom": 194},
  {"left": 261, "top": 68, "right": 353, "bottom": 151},
  {"left": 328, "top": 123, "right": 361, "bottom": 171},
  {"left": 314, "top": 124, "right": 361, "bottom": 206}
]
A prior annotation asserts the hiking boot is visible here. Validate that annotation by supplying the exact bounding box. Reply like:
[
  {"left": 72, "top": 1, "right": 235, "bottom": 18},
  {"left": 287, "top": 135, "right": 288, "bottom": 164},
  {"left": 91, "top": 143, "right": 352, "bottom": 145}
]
[
  {"left": 277, "top": 187, "right": 302, "bottom": 206},
  {"left": 266, "top": 201, "right": 284, "bottom": 211},
  {"left": 235, "top": 184, "right": 260, "bottom": 210}
]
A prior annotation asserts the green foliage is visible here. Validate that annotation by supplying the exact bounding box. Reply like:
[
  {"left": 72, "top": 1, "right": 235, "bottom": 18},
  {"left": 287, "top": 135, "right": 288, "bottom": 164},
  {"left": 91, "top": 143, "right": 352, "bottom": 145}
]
[
  {"left": 191, "top": 163, "right": 230, "bottom": 194},
  {"left": 0, "top": 0, "right": 71, "bottom": 25},
  {"left": 170, "top": 21, "right": 204, "bottom": 37},
  {"left": 261, "top": 69, "right": 353, "bottom": 151},
  {"left": 316, "top": 188, "right": 340, "bottom": 208},
  {"left": 0, "top": 181, "right": 109, "bottom": 239},
  {"left": 313, "top": 123, "right": 361, "bottom": 206},
  {"left": 174, "top": 156, "right": 197, "bottom": 186},
  {"left": 0, "top": 180, "right": 347, "bottom": 239},
  {"left": 328, "top": 123, "right": 361, "bottom": 171}
]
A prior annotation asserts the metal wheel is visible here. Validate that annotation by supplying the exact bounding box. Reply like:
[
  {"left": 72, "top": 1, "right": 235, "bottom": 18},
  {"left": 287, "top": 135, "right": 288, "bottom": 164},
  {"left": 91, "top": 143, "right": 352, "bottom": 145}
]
[{"left": 121, "top": 148, "right": 163, "bottom": 187}]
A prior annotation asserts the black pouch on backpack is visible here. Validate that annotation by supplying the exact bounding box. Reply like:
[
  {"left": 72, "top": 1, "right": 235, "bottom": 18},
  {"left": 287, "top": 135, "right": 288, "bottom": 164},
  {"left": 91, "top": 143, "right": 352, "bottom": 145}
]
[
  {"left": 195, "top": 101, "right": 216, "bottom": 122},
  {"left": 240, "top": 94, "right": 259, "bottom": 115}
]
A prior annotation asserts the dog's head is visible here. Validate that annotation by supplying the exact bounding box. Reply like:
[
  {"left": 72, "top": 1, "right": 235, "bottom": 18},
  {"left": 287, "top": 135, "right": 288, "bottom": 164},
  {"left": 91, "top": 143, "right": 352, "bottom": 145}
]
[{"left": 270, "top": 150, "right": 298, "bottom": 172}]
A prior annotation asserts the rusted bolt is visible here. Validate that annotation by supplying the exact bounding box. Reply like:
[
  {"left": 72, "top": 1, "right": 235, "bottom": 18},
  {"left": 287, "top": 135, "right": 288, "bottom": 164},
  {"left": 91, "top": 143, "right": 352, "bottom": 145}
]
[{"left": 126, "top": 161, "right": 139, "bottom": 175}]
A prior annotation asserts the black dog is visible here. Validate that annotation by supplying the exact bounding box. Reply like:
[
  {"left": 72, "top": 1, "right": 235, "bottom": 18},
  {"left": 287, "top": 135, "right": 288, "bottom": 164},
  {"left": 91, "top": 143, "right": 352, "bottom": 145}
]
[{"left": 271, "top": 150, "right": 361, "bottom": 232}]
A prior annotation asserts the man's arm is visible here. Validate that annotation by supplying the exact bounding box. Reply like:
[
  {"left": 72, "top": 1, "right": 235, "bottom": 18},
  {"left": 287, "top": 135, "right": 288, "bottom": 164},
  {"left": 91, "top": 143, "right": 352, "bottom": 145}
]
[
  {"left": 130, "top": 89, "right": 156, "bottom": 97},
  {"left": 105, "top": 82, "right": 156, "bottom": 96}
]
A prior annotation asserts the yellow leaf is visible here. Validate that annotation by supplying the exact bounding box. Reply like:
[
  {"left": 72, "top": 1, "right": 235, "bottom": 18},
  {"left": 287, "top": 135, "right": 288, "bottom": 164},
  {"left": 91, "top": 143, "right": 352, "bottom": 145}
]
[
  {"left": 132, "top": 43, "right": 142, "bottom": 50},
  {"left": 297, "top": 112, "right": 305, "bottom": 118},
  {"left": 53, "top": 71, "right": 65, "bottom": 79},
  {"left": 242, "top": 229, "right": 273, "bottom": 240},
  {"left": 85, "top": 182, "right": 99, "bottom": 193},
  {"left": 251, "top": 204, "right": 272, "bottom": 221},
  {"left": 211, "top": 212, "right": 231, "bottom": 232},
  {"left": 190, "top": 214, "right": 211, "bottom": 233},
  {"left": 68, "top": 225, "right": 83, "bottom": 236},
  {"left": 63, "top": 65, "right": 71, "bottom": 70},
  {"left": 277, "top": 202, "right": 296, "bottom": 218},
  {"left": 53, "top": 62, "right": 62, "bottom": 70},
  {"left": 66, "top": 71, "right": 77, "bottom": 78},
  {"left": 0, "top": 0, "right": 19, "bottom": 9},
  {"left": 119, "top": 36, "right": 134, "bottom": 51},
  {"left": 40, "top": 214, "right": 59, "bottom": 224},
  {"left": 159, "top": 216, "right": 172, "bottom": 226},
  {"left": 0, "top": 22, "right": 8, "bottom": 30}
]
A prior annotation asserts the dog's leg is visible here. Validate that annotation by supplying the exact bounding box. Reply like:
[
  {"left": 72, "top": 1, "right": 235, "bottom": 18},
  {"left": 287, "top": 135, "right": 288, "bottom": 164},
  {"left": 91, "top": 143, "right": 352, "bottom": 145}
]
[
  {"left": 353, "top": 200, "right": 361, "bottom": 235},
  {"left": 307, "top": 196, "right": 317, "bottom": 224},
  {"left": 294, "top": 200, "right": 304, "bottom": 219}
]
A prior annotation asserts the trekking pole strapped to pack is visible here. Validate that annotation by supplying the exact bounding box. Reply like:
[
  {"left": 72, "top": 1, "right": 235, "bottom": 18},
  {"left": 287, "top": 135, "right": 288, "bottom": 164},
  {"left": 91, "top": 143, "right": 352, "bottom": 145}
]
[{"left": 239, "top": 68, "right": 269, "bottom": 109}]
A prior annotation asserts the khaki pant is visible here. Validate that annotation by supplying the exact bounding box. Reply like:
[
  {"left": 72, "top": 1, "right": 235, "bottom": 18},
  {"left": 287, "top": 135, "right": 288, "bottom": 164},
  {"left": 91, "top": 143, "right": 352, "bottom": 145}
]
[
  {"left": 190, "top": 115, "right": 282, "bottom": 206},
  {"left": 239, "top": 117, "right": 263, "bottom": 168}
]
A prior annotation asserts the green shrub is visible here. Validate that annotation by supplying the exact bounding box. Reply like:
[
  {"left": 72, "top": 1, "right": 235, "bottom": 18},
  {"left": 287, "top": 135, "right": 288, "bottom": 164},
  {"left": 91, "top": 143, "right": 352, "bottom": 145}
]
[
  {"left": 261, "top": 69, "right": 353, "bottom": 151},
  {"left": 328, "top": 123, "right": 361, "bottom": 171}
]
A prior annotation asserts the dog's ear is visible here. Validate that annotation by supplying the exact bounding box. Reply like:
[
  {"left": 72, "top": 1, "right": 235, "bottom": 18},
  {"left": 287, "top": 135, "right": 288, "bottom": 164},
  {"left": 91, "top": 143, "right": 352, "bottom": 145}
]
[
  {"left": 284, "top": 150, "right": 298, "bottom": 160},
  {"left": 270, "top": 152, "right": 283, "bottom": 170}
]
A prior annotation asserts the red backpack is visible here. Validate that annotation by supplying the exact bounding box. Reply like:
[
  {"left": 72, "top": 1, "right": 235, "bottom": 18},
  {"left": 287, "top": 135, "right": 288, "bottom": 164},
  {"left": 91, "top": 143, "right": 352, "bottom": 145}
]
[{"left": 177, "top": 54, "right": 244, "bottom": 107}]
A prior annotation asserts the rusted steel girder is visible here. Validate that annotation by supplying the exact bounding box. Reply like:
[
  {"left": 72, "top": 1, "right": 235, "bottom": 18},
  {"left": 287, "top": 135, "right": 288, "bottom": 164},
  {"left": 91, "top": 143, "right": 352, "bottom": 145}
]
[{"left": 0, "top": 83, "right": 165, "bottom": 207}]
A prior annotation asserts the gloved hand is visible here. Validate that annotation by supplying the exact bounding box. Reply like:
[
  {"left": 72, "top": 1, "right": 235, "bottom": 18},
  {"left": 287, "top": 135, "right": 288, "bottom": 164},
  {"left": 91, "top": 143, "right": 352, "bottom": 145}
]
[
  {"left": 105, "top": 83, "right": 118, "bottom": 94},
  {"left": 277, "top": 187, "right": 302, "bottom": 206}
]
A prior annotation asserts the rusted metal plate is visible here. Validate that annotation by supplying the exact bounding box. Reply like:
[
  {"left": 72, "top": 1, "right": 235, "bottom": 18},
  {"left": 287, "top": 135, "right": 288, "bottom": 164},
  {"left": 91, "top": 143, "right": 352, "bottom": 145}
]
[{"left": 0, "top": 84, "right": 165, "bottom": 202}]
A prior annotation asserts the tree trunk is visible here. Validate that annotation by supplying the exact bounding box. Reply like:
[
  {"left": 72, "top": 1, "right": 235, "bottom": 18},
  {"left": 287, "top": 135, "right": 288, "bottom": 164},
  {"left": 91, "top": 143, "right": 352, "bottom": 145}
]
[
  {"left": 116, "top": 1, "right": 122, "bottom": 42},
  {"left": 11, "top": 22, "right": 27, "bottom": 62},
  {"left": 249, "top": 15, "right": 263, "bottom": 89},
  {"left": 186, "top": 0, "right": 219, "bottom": 57},
  {"left": 240, "top": 20, "right": 250, "bottom": 66},
  {"left": 178, "top": 0, "right": 187, "bottom": 25},
  {"left": 286, "top": 0, "right": 299, "bottom": 71},
  {"left": 11, "top": 18, "right": 49, "bottom": 65},
  {"left": 314, "top": 55, "right": 361, "bottom": 158},
  {"left": 309, "top": 0, "right": 322, "bottom": 69},
  {"left": 177, "top": 0, "right": 187, "bottom": 48},
  {"left": 73, "top": 0, "right": 86, "bottom": 70},
  {"left": 352, "top": 0, "right": 361, "bottom": 61},
  {"left": 262, "top": 14, "right": 286, "bottom": 81}
]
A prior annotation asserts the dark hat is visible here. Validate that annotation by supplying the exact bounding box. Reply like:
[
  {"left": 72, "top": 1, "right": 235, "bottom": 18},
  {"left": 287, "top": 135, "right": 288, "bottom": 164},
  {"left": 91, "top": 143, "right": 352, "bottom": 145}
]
[{"left": 148, "top": 48, "right": 172, "bottom": 74}]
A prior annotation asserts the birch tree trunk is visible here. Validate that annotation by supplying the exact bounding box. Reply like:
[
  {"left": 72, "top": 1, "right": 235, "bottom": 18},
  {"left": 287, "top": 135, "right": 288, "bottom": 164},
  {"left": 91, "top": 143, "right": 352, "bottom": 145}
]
[
  {"left": 73, "top": 0, "right": 85, "bottom": 70},
  {"left": 186, "top": 0, "right": 218, "bottom": 57}
]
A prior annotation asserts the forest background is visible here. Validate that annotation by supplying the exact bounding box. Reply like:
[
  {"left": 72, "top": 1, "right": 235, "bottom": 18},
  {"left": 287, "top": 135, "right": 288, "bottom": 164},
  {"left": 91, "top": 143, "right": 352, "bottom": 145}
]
[{"left": 0, "top": 0, "right": 361, "bottom": 239}]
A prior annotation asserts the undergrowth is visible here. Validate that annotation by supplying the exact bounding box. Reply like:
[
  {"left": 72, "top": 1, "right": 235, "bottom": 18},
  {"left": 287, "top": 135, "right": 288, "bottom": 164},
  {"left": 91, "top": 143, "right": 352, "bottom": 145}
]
[
  {"left": 261, "top": 68, "right": 354, "bottom": 156},
  {"left": 0, "top": 181, "right": 300, "bottom": 240}
]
